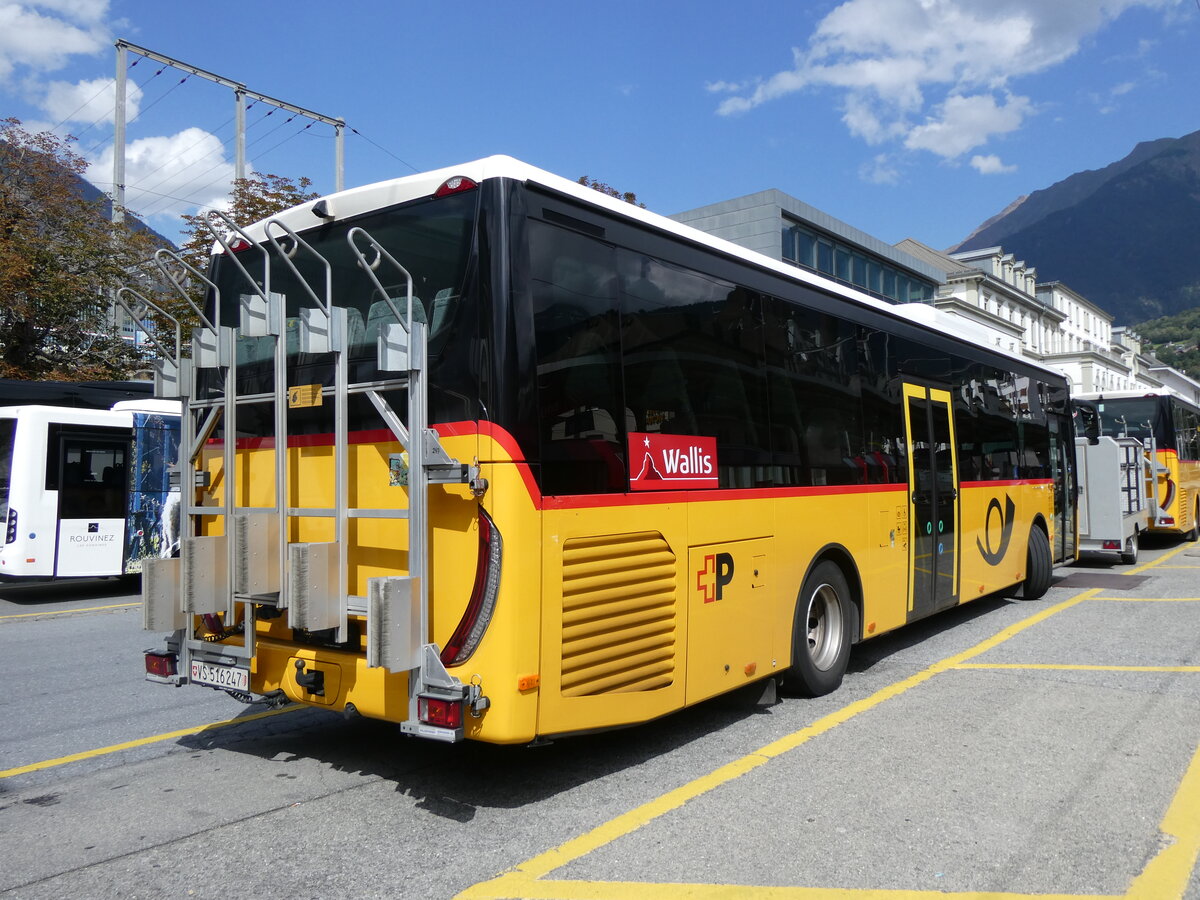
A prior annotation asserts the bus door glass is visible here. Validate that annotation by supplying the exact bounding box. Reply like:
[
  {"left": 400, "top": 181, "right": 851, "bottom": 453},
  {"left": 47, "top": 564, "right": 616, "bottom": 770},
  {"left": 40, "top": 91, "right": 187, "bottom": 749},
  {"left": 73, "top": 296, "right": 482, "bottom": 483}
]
[
  {"left": 0, "top": 417, "right": 16, "bottom": 528},
  {"left": 903, "top": 385, "right": 960, "bottom": 617},
  {"left": 54, "top": 434, "right": 128, "bottom": 577},
  {"left": 1048, "top": 413, "right": 1076, "bottom": 560}
]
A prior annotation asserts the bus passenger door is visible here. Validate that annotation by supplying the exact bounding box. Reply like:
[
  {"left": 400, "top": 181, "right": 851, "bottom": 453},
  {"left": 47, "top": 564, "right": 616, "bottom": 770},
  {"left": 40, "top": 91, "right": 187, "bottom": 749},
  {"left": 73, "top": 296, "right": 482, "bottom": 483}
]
[
  {"left": 53, "top": 433, "right": 129, "bottom": 577},
  {"left": 1049, "top": 413, "right": 1076, "bottom": 561},
  {"left": 903, "top": 385, "right": 960, "bottom": 618}
]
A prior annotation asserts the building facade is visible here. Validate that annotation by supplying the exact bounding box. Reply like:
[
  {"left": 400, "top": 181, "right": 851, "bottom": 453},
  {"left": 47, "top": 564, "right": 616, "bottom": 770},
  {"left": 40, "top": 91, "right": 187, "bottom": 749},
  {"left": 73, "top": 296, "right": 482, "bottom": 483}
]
[{"left": 671, "top": 190, "right": 942, "bottom": 305}]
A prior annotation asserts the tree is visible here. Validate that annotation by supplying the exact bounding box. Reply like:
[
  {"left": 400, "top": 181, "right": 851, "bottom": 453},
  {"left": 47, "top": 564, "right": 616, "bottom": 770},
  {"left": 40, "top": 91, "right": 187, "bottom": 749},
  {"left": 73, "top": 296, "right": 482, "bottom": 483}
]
[
  {"left": 0, "top": 118, "right": 158, "bottom": 380},
  {"left": 154, "top": 173, "right": 321, "bottom": 336},
  {"left": 577, "top": 175, "right": 646, "bottom": 208},
  {"left": 177, "top": 173, "right": 320, "bottom": 276}
]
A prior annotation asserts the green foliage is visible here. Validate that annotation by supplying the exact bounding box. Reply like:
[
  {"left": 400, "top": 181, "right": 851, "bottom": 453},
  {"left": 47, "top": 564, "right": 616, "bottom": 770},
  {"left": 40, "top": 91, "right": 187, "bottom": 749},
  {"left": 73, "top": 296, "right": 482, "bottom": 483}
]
[
  {"left": 0, "top": 118, "right": 155, "bottom": 380},
  {"left": 1133, "top": 307, "right": 1200, "bottom": 380},
  {"left": 577, "top": 175, "right": 646, "bottom": 208}
]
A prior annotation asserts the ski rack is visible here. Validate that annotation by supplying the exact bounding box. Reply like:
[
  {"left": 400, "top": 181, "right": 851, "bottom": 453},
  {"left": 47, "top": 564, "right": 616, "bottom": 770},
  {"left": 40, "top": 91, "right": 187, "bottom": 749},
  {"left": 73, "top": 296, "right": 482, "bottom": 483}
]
[
  {"left": 341, "top": 226, "right": 483, "bottom": 740},
  {"left": 133, "top": 215, "right": 482, "bottom": 740}
]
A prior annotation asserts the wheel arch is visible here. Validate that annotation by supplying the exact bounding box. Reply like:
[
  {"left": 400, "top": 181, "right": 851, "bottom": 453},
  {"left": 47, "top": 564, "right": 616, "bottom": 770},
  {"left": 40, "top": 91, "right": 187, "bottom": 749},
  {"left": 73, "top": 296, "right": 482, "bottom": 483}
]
[{"left": 795, "top": 542, "right": 864, "bottom": 646}]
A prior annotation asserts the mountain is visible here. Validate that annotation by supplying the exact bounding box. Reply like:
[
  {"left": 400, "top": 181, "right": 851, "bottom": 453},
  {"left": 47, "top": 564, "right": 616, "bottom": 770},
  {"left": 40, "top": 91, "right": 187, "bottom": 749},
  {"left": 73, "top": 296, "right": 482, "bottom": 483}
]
[{"left": 951, "top": 130, "right": 1200, "bottom": 324}]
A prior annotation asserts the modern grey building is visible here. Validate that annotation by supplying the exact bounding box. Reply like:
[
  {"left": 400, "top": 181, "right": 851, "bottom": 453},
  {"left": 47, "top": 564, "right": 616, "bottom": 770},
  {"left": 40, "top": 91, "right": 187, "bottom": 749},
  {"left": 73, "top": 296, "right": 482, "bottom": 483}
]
[{"left": 671, "top": 189, "right": 944, "bottom": 305}]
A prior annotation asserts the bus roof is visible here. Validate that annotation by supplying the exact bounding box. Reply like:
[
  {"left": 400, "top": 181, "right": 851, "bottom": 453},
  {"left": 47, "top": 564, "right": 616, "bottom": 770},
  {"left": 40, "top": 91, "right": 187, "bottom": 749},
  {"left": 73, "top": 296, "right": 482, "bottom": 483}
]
[{"left": 226, "top": 154, "right": 1063, "bottom": 383}]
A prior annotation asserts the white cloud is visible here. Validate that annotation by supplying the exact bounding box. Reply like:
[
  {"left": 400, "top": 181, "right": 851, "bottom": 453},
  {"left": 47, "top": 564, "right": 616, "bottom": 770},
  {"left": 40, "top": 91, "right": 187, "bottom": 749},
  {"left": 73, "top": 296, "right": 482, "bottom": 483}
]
[
  {"left": 711, "top": 0, "right": 1182, "bottom": 163},
  {"left": 88, "top": 127, "right": 237, "bottom": 220},
  {"left": 905, "top": 93, "right": 1031, "bottom": 158},
  {"left": 970, "top": 153, "right": 1017, "bottom": 174},
  {"left": 0, "top": 2, "right": 110, "bottom": 81},
  {"left": 860, "top": 153, "right": 901, "bottom": 184},
  {"left": 42, "top": 75, "right": 139, "bottom": 125}
]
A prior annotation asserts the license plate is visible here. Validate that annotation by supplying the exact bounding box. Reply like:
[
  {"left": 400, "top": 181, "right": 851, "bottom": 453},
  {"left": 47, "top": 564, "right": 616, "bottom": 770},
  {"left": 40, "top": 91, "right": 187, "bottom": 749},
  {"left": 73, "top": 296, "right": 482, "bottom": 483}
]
[{"left": 190, "top": 659, "right": 249, "bottom": 691}]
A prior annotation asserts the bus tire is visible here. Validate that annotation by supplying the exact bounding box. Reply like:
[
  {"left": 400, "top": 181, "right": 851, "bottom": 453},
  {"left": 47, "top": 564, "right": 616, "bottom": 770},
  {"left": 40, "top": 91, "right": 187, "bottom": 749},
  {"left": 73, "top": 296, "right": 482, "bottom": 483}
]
[
  {"left": 787, "top": 560, "right": 853, "bottom": 697},
  {"left": 1120, "top": 530, "right": 1139, "bottom": 566},
  {"left": 1021, "top": 526, "right": 1053, "bottom": 600},
  {"left": 1187, "top": 499, "right": 1200, "bottom": 543}
]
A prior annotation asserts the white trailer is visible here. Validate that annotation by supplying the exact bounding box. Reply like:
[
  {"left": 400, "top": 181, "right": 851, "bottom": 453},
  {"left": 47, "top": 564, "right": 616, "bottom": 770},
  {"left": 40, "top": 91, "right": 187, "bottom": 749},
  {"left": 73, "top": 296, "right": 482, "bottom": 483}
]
[{"left": 1075, "top": 434, "right": 1151, "bottom": 564}]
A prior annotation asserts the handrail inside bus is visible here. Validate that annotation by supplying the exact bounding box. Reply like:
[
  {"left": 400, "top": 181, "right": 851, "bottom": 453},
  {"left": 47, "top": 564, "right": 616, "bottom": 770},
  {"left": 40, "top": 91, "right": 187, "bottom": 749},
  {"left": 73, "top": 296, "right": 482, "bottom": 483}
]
[
  {"left": 153, "top": 248, "right": 218, "bottom": 332},
  {"left": 114, "top": 286, "right": 181, "bottom": 363},
  {"left": 263, "top": 218, "right": 333, "bottom": 316},
  {"left": 345, "top": 226, "right": 414, "bottom": 336}
]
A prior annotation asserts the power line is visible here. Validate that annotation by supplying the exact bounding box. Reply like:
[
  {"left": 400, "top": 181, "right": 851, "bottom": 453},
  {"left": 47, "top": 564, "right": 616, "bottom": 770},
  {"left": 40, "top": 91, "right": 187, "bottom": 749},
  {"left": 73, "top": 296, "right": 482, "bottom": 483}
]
[{"left": 349, "top": 126, "right": 419, "bottom": 173}]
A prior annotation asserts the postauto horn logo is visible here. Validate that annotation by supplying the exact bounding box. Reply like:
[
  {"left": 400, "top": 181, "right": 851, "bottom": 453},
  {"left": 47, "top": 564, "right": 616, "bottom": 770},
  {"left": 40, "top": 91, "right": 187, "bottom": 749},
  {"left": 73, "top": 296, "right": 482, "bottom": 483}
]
[{"left": 977, "top": 494, "right": 1016, "bottom": 566}]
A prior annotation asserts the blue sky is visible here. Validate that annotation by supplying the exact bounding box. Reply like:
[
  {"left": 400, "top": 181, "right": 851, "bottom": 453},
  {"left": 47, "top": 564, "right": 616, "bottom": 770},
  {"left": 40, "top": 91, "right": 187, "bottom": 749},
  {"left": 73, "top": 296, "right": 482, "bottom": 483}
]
[{"left": 3, "top": 0, "right": 1197, "bottom": 250}]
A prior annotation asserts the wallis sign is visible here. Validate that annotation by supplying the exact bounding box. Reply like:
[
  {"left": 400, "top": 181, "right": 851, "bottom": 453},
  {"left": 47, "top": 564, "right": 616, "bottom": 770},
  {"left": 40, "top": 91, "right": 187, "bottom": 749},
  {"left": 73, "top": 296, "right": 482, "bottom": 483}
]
[{"left": 628, "top": 432, "right": 719, "bottom": 491}]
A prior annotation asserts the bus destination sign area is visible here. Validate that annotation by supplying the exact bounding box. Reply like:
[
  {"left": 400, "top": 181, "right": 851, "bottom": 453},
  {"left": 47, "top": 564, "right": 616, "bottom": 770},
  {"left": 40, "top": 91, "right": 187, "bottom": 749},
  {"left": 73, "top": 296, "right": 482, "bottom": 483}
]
[{"left": 628, "top": 432, "right": 718, "bottom": 491}]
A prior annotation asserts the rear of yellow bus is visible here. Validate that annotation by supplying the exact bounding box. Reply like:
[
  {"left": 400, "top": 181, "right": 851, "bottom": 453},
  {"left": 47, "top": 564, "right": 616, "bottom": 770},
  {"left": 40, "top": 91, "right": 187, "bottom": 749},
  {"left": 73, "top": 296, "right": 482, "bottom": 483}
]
[{"left": 143, "top": 167, "right": 546, "bottom": 744}]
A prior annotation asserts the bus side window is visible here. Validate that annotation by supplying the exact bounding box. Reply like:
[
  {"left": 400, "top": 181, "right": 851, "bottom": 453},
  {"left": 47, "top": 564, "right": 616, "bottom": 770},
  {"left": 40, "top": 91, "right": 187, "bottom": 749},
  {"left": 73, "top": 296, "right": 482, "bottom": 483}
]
[{"left": 530, "top": 220, "right": 624, "bottom": 495}]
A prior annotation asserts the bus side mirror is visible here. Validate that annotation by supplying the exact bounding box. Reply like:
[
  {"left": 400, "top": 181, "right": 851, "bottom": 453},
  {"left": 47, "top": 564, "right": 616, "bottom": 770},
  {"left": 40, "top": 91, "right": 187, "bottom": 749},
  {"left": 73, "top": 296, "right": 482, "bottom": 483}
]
[{"left": 1078, "top": 404, "right": 1100, "bottom": 445}]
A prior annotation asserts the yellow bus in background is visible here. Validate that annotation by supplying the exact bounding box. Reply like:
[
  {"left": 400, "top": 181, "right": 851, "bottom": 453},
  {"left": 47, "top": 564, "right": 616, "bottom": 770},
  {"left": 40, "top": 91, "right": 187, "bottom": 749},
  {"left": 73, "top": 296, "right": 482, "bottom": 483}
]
[
  {"left": 137, "top": 156, "right": 1077, "bottom": 744},
  {"left": 1077, "top": 391, "right": 1200, "bottom": 543}
]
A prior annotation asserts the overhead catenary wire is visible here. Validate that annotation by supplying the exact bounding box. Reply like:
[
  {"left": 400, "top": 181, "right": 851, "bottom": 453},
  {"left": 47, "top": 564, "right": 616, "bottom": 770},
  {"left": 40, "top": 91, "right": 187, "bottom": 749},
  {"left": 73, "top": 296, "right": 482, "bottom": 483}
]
[{"left": 349, "top": 126, "right": 419, "bottom": 173}]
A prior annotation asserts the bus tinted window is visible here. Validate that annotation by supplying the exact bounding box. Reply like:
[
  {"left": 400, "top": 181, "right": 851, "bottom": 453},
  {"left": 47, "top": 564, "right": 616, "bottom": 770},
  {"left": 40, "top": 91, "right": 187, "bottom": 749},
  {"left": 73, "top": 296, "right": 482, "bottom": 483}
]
[
  {"left": 1095, "top": 398, "right": 1164, "bottom": 446},
  {"left": 530, "top": 220, "right": 625, "bottom": 495},
  {"left": 621, "top": 253, "right": 769, "bottom": 488}
]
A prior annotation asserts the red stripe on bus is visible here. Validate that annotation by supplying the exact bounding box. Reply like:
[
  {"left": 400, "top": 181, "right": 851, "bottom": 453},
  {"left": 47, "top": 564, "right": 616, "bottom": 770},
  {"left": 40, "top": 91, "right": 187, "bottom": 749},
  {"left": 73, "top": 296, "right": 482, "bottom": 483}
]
[{"left": 960, "top": 479, "right": 1054, "bottom": 488}]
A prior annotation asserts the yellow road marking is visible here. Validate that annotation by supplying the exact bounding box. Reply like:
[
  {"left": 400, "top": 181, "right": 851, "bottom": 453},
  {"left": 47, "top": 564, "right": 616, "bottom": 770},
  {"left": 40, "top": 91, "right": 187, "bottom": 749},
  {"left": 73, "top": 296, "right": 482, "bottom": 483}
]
[
  {"left": 955, "top": 663, "right": 1200, "bottom": 673},
  {"left": 1125, "top": 739, "right": 1200, "bottom": 899},
  {"left": 0, "top": 705, "right": 299, "bottom": 779},
  {"left": 458, "top": 589, "right": 1100, "bottom": 899},
  {"left": 1124, "top": 543, "right": 1191, "bottom": 574},
  {"left": 467, "top": 880, "right": 1111, "bottom": 900},
  {"left": 0, "top": 602, "right": 137, "bottom": 620},
  {"left": 1092, "top": 597, "right": 1200, "bottom": 602},
  {"left": 461, "top": 545, "right": 1200, "bottom": 900}
]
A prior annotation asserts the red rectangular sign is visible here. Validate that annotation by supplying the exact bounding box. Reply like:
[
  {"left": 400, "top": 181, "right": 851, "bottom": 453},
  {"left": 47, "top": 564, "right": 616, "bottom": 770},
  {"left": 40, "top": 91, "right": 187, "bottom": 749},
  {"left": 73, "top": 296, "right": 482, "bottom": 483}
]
[{"left": 628, "top": 432, "right": 718, "bottom": 491}]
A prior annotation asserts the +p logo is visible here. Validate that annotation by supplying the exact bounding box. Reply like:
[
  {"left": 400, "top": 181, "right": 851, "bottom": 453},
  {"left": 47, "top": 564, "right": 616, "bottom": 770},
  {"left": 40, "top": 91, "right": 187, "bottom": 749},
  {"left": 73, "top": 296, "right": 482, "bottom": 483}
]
[{"left": 696, "top": 552, "right": 735, "bottom": 603}]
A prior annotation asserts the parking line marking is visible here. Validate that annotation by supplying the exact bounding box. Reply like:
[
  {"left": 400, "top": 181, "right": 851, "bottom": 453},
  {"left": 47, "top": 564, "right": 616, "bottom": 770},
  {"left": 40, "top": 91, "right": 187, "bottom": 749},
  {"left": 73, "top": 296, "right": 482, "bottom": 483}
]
[
  {"left": 955, "top": 663, "right": 1200, "bottom": 673},
  {"left": 1091, "top": 597, "right": 1200, "bottom": 602},
  {"left": 1125, "top": 543, "right": 1191, "bottom": 574},
  {"left": 0, "top": 602, "right": 137, "bottom": 621},
  {"left": 1125, "top": 738, "right": 1200, "bottom": 899},
  {"left": 462, "top": 545, "right": 1200, "bottom": 900},
  {"left": 0, "top": 705, "right": 300, "bottom": 779},
  {"left": 457, "top": 588, "right": 1101, "bottom": 899}
]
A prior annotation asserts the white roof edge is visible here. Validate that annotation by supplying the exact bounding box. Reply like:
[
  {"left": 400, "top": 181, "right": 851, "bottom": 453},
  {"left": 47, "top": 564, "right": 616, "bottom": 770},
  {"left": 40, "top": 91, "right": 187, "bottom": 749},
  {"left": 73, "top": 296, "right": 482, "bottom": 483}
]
[{"left": 238, "top": 155, "right": 1060, "bottom": 377}]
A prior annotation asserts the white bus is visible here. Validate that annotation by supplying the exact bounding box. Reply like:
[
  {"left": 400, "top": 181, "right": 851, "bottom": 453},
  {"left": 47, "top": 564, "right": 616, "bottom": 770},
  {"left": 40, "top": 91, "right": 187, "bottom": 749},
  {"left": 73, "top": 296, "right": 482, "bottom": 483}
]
[{"left": 0, "top": 400, "right": 179, "bottom": 580}]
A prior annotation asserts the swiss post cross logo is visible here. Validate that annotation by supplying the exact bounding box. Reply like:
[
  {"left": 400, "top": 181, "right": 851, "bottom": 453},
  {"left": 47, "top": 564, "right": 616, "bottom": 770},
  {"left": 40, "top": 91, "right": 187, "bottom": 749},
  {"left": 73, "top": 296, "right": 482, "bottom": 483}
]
[{"left": 696, "top": 552, "right": 735, "bottom": 603}]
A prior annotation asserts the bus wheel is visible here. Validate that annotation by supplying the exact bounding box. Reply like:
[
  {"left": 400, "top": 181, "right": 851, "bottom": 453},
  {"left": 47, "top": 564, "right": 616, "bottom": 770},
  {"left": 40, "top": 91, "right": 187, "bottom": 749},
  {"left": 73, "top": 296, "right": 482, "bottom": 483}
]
[
  {"left": 1120, "top": 530, "right": 1139, "bottom": 566},
  {"left": 1021, "top": 526, "right": 1053, "bottom": 600},
  {"left": 787, "top": 560, "right": 853, "bottom": 697},
  {"left": 1187, "top": 500, "right": 1200, "bottom": 543}
]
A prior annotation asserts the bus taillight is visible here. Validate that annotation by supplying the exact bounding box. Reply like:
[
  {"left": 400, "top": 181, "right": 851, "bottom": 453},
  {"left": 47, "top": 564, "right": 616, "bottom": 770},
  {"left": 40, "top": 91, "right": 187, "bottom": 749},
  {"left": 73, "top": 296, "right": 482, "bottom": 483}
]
[
  {"left": 441, "top": 508, "right": 503, "bottom": 667},
  {"left": 434, "top": 176, "right": 478, "bottom": 198},
  {"left": 418, "top": 696, "right": 463, "bottom": 729},
  {"left": 5, "top": 508, "right": 15, "bottom": 544}
]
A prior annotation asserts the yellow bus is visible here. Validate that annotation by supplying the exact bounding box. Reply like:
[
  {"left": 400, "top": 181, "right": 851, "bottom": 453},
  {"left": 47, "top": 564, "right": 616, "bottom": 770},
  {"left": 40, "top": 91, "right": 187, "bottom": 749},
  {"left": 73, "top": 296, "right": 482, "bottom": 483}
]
[
  {"left": 138, "top": 156, "right": 1077, "bottom": 743},
  {"left": 1076, "top": 391, "right": 1200, "bottom": 542}
]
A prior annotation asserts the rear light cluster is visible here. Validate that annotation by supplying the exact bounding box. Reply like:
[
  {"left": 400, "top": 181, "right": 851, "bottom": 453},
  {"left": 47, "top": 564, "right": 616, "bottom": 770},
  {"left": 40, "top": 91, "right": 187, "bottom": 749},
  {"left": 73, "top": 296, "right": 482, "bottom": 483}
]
[
  {"left": 1102, "top": 540, "right": 1121, "bottom": 550},
  {"left": 440, "top": 509, "right": 503, "bottom": 667},
  {"left": 434, "top": 176, "right": 478, "bottom": 198},
  {"left": 5, "top": 508, "right": 15, "bottom": 544},
  {"left": 144, "top": 651, "right": 177, "bottom": 678},
  {"left": 418, "top": 696, "right": 463, "bottom": 729}
]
